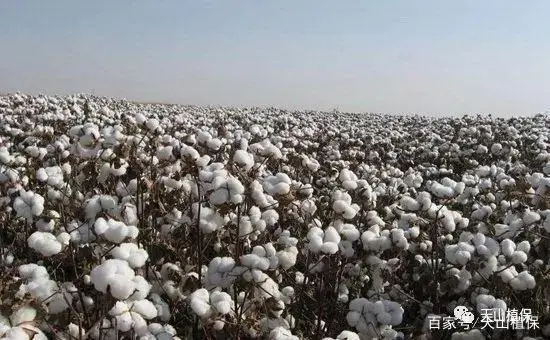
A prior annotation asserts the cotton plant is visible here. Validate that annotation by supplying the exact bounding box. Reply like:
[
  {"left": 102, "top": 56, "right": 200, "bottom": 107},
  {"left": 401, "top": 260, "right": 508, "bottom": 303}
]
[{"left": 3, "top": 93, "right": 550, "bottom": 338}]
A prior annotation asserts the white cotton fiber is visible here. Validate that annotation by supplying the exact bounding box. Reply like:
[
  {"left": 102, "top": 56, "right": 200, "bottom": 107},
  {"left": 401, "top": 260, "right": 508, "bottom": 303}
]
[
  {"left": 27, "top": 231, "right": 63, "bottom": 256},
  {"left": 90, "top": 259, "right": 137, "bottom": 299},
  {"left": 94, "top": 217, "right": 139, "bottom": 243},
  {"left": 189, "top": 288, "right": 212, "bottom": 318},
  {"left": 110, "top": 243, "right": 149, "bottom": 268}
]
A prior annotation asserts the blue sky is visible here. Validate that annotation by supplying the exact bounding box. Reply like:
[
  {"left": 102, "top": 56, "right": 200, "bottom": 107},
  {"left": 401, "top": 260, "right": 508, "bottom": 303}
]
[{"left": 1, "top": 1, "right": 549, "bottom": 116}]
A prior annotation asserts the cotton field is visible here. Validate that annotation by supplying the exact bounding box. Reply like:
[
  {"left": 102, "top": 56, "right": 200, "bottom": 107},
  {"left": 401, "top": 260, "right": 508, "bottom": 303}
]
[{"left": 1, "top": 92, "right": 550, "bottom": 340}]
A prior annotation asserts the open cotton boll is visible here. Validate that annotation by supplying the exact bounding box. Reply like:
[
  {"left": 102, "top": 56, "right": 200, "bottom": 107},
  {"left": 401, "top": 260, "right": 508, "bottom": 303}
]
[
  {"left": 189, "top": 289, "right": 211, "bottom": 318},
  {"left": 94, "top": 217, "right": 139, "bottom": 243},
  {"left": 13, "top": 190, "right": 45, "bottom": 221},
  {"left": 240, "top": 253, "right": 270, "bottom": 271},
  {"left": 36, "top": 166, "right": 64, "bottom": 188},
  {"left": 509, "top": 271, "right": 536, "bottom": 290},
  {"left": 249, "top": 139, "right": 283, "bottom": 159},
  {"left": 429, "top": 181, "right": 456, "bottom": 198},
  {"left": 196, "top": 130, "right": 212, "bottom": 144},
  {"left": 233, "top": 150, "right": 254, "bottom": 170},
  {"left": 145, "top": 118, "right": 160, "bottom": 131},
  {"left": 110, "top": 243, "right": 149, "bottom": 268},
  {"left": 193, "top": 204, "right": 224, "bottom": 233},
  {"left": 35, "top": 217, "right": 56, "bottom": 232},
  {"left": 307, "top": 226, "right": 341, "bottom": 254},
  {"left": 210, "top": 291, "right": 232, "bottom": 315},
  {"left": 108, "top": 300, "right": 154, "bottom": 335},
  {"left": 263, "top": 173, "right": 292, "bottom": 196},
  {"left": 337, "top": 223, "right": 360, "bottom": 242},
  {"left": 90, "top": 259, "right": 137, "bottom": 299},
  {"left": 399, "top": 196, "right": 420, "bottom": 211},
  {"left": 156, "top": 145, "right": 174, "bottom": 161},
  {"left": 339, "top": 169, "right": 358, "bottom": 190},
  {"left": 361, "top": 226, "right": 392, "bottom": 253},
  {"left": 523, "top": 210, "right": 541, "bottom": 225},
  {"left": 9, "top": 306, "right": 37, "bottom": 326},
  {"left": 475, "top": 294, "right": 507, "bottom": 318},
  {"left": 84, "top": 195, "right": 119, "bottom": 220},
  {"left": 209, "top": 176, "right": 245, "bottom": 205},
  {"left": 206, "top": 138, "right": 222, "bottom": 150},
  {"left": 180, "top": 145, "right": 200, "bottom": 161},
  {"left": 206, "top": 257, "right": 236, "bottom": 288},
  {"left": 27, "top": 231, "right": 63, "bottom": 256},
  {"left": 500, "top": 239, "right": 515, "bottom": 257},
  {"left": 277, "top": 246, "right": 298, "bottom": 269}
]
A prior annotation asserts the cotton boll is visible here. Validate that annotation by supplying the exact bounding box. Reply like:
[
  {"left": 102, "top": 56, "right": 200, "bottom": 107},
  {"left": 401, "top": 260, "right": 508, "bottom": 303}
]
[
  {"left": 500, "top": 239, "right": 515, "bottom": 257},
  {"left": 523, "top": 210, "right": 541, "bottom": 225},
  {"left": 262, "top": 209, "right": 279, "bottom": 226},
  {"left": 430, "top": 182, "right": 455, "bottom": 198},
  {"left": 516, "top": 240, "right": 530, "bottom": 254},
  {"left": 9, "top": 306, "right": 37, "bottom": 326},
  {"left": 240, "top": 253, "right": 270, "bottom": 271},
  {"left": 189, "top": 289, "right": 212, "bottom": 318},
  {"left": 94, "top": 217, "right": 139, "bottom": 243},
  {"left": 509, "top": 271, "right": 536, "bottom": 290},
  {"left": 90, "top": 259, "right": 137, "bottom": 299},
  {"left": 131, "top": 299, "right": 159, "bottom": 320},
  {"left": 56, "top": 232, "right": 71, "bottom": 247},
  {"left": 35, "top": 166, "right": 64, "bottom": 188},
  {"left": 27, "top": 231, "right": 63, "bottom": 256},
  {"left": 14, "top": 190, "right": 45, "bottom": 221},
  {"left": 263, "top": 173, "right": 292, "bottom": 196},
  {"left": 511, "top": 251, "right": 527, "bottom": 264},
  {"left": 194, "top": 204, "right": 224, "bottom": 233},
  {"left": 400, "top": 196, "right": 420, "bottom": 211},
  {"left": 210, "top": 291, "right": 232, "bottom": 315},
  {"left": 146, "top": 118, "right": 160, "bottom": 131},
  {"left": 206, "top": 257, "right": 236, "bottom": 288},
  {"left": 277, "top": 246, "right": 298, "bottom": 269},
  {"left": 233, "top": 150, "right": 254, "bottom": 170},
  {"left": 110, "top": 243, "right": 149, "bottom": 268}
]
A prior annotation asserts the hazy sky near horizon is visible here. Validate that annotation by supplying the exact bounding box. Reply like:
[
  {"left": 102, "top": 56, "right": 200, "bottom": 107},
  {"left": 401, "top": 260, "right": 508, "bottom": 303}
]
[{"left": 1, "top": 1, "right": 549, "bottom": 116}]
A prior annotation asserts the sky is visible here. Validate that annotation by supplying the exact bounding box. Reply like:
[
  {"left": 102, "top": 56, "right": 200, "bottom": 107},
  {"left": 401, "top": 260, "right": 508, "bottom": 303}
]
[{"left": 1, "top": 1, "right": 549, "bottom": 116}]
